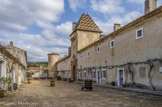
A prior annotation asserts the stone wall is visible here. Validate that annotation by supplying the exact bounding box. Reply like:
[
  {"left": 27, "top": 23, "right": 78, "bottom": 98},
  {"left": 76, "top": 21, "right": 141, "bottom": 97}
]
[
  {"left": 57, "top": 56, "right": 71, "bottom": 79},
  {"left": 77, "top": 13, "right": 162, "bottom": 90}
]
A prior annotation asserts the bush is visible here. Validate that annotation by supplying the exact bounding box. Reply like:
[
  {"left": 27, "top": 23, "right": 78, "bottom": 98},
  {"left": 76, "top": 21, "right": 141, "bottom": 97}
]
[
  {"left": 26, "top": 71, "right": 33, "bottom": 80},
  {"left": 56, "top": 76, "right": 62, "bottom": 80}
]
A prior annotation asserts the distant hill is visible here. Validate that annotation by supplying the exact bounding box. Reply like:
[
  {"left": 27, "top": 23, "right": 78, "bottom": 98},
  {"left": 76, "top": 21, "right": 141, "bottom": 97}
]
[{"left": 27, "top": 62, "right": 48, "bottom": 68}]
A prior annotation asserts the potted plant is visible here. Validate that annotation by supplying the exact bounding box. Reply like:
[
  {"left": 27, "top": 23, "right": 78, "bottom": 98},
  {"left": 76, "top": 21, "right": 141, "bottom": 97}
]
[
  {"left": 6, "top": 77, "right": 12, "bottom": 91},
  {"left": 0, "top": 77, "right": 7, "bottom": 98},
  {"left": 50, "top": 78, "right": 55, "bottom": 87},
  {"left": 26, "top": 71, "right": 32, "bottom": 84},
  {"left": 111, "top": 81, "right": 116, "bottom": 86},
  {"left": 56, "top": 76, "right": 62, "bottom": 80}
]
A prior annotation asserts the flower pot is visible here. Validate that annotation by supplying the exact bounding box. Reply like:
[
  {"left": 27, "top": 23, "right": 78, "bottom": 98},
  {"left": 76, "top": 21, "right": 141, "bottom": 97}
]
[
  {"left": 8, "top": 86, "right": 12, "bottom": 91},
  {"left": 0, "top": 91, "right": 6, "bottom": 98},
  {"left": 111, "top": 81, "right": 115, "bottom": 86},
  {"left": 28, "top": 79, "right": 32, "bottom": 84},
  {"left": 50, "top": 80, "right": 55, "bottom": 87}
]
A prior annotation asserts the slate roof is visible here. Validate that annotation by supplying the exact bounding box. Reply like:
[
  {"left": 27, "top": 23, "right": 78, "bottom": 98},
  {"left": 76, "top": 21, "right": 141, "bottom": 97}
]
[{"left": 74, "top": 14, "right": 102, "bottom": 33}]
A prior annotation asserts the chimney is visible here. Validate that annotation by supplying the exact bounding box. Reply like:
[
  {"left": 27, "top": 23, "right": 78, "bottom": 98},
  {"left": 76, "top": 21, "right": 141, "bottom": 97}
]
[
  {"left": 72, "top": 22, "right": 77, "bottom": 31},
  {"left": 114, "top": 23, "right": 121, "bottom": 31},
  {"left": 145, "top": 0, "right": 157, "bottom": 14},
  {"left": 10, "top": 41, "right": 13, "bottom": 46}
]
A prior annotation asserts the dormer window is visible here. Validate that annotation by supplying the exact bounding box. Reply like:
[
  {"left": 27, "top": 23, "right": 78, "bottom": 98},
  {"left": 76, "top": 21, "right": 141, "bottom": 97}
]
[
  {"left": 136, "top": 28, "right": 143, "bottom": 39},
  {"left": 110, "top": 40, "right": 115, "bottom": 48}
]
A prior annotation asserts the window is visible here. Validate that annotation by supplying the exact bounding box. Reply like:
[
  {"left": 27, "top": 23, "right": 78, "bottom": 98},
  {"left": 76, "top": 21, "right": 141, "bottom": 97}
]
[
  {"left": 87, "top": 51, "right": 90, "bottom": 57},
  {"left": 136, "top": 28, "right": 143, "bottom": 39},
  {"left": 160, "top": 67, "right": 162, "bottom": 73},
  {"left": 83, "top": 71, "right": 86, "bottom": 79},
  {"left": 139, "top": 66, "right": 146, "bottom": 78},
  {"left": 92, "top": 71, "right": 96, "bottom": 78},
  {"left": 78, "top": 72, "right": 81, "bottom": 79},
  {"left": 80, "top": 55, "right": 82, "bottom": 59},
  {"left": 97, "top": 46, "right": 100, "bottom": 53},
  {"left": 110, "top": 40, "right": 115, "bottom": 48},
  {"left": 102, "top": 70, "right": 106, "bottom": 78}
]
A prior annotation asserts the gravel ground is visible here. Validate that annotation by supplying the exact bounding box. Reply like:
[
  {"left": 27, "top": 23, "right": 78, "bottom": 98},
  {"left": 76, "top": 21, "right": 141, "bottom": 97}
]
[{"left": 0, "top": 80, "right": 162, "bottom": 107}]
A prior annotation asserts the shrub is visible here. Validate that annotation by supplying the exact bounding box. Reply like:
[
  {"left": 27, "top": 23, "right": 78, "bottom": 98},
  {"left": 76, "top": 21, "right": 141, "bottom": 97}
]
[{"left": 56, "top": 76, "right": 62, "bottom": 80}]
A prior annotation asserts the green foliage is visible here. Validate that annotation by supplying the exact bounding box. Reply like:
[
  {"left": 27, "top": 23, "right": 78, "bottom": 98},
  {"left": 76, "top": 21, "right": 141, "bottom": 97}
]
[
  {"left": 6, "top": 77, "right": 12, "bottom": 86},
  {"left": 27, "top": 62, "right": 48, "bottom": 68},
  {"left": 0, "top": 77, "right": 6, "bottom": 83},
  {"left": 56, "top": 76, "right": 62, "bottom": 80},
  {"left": 26, "top": 71, "right": 33, "bottom": 80},
  {"left": 50, "top": 78, "right": 56, "bottom": 81},
  {"left": 0, "top": 77, "right": 12, "bottom": 90}
]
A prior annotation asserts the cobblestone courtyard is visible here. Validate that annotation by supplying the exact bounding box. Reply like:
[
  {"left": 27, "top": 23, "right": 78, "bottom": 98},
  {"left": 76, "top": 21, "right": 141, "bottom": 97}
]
[{"left": 1, "top": 80, "right": 162, "bottom": 107}]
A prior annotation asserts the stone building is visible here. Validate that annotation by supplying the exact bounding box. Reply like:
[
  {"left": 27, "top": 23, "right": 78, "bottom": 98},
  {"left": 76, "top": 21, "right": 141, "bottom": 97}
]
[
  {"left": 28, "top": 66, "right": 48, "bottom": 79},
  {"left": 48, "top": 53, "right": 59, "bottom": 77},
  {"left": 0, "top": 42, "right": 27, "bottom": 91},
  {"left": 6, "top": 41, "right": 27, "bottom": 86},
  {"left": 48, "top": 0, "right": 162, "bottom": 91}
]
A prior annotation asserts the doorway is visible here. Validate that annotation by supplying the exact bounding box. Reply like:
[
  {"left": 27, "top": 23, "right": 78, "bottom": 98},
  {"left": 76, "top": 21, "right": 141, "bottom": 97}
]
[
  {"left": 96, "top": 71, "right": 101, "bottom": 84},
  {"left": 117, "top": 68, "right": 125, "bottom": 86},
  {"left": 73, "top": 65, "right": 76, "bottom": 81}
]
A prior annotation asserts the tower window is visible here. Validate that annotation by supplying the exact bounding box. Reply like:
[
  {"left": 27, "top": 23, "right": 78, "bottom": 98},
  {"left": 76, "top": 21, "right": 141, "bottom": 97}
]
[
  {"left": 110, "top": 40, "right": 115, "bottom": 48},
  {"left": 136, "top": 28, "right": 143, "bottom": 39}
]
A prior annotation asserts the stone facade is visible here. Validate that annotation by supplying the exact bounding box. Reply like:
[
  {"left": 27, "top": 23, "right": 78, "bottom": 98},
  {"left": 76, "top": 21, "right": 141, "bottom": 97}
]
[
  {"left": 49, "top": 2, "right": 162, "bottom": 91},
  {"left": 6, "top": 42, "right": 27, "bottom": 86},
  {"left": 28, "top": 66, "right": 48, "bottom": 79},
  {"left": 56, "top": 56, "right": 71, "bottom": 79},
  {"left": 48, "top": 53, "right": 59, "bottom": 77},
  {"left": 0, "top": 43, "right": 27, "bottom": 91}
]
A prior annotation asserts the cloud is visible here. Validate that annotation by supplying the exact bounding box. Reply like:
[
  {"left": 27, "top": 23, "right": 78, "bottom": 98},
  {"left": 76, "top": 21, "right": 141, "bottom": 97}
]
[
  {"left": 0, "top": 0, "right": 72, "bottom": 62},
  {"left": 158, "top": 1, "right": 162, "bottom": 6},
  {"left": 95, "top": 11, "right": 142, "bottom": 34},
  {"left": 0, "top": 0, "right": 64, "bottom": 32},
  {"left": 0, "top": 28, "right": 71, "bottom": 62},
  {"left": 90, "top": 0, "right": 124, "bottom": 15},
  {"left": 0, "top": 0, "right": 152, "bottom": 62},
  {"left": 55, "top": 21, "right": 72, "bottom": 37},
  {"left": 127, "top": 0, "right": 145, "bottom": 4},
  {"left": 68, "top": 0, "right": 87, "bottom": 12},
  {"left": 128, "top": 0, "right": 162, "bottom": 7}
]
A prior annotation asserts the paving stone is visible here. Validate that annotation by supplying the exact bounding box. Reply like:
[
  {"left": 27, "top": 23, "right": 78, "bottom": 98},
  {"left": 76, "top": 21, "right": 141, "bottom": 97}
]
[{"left": 0, "top": 80, "right": 162, "bottom": 107}]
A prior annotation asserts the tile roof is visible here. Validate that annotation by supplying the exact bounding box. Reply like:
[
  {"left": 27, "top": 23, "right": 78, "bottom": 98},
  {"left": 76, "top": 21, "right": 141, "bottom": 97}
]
[
  {"left": 75, "top": 14, "right": 102, "bottom": 33},
  {"left": 48, "top": 53, "right": 59, "bottom": 55},
  {"left": 56, "top": 55, "right": 70, "bottom": 64},
  {"left": 28, "top": 67, "right": 40, "bottom": 70},
  {"left": 28, "top": 67, "right": 48, "bottom": 71},
  {"left": 77, "top": 6, "right": 162, "bottom": 53},
  {"left": 0, "top": 44, "right": 26, "bottom": 69}
]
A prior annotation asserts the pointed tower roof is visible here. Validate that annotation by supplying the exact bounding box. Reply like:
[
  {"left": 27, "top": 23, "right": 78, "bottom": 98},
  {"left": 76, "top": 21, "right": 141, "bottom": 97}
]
[{"left": 74, "top": 14, "right": 102, "bottom": 33}]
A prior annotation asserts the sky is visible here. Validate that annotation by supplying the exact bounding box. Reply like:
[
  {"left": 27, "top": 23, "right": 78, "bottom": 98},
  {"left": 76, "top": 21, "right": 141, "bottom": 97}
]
[{"left": 0, "top": 0, "right": 161, "bottom": 62}]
